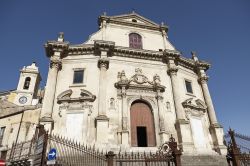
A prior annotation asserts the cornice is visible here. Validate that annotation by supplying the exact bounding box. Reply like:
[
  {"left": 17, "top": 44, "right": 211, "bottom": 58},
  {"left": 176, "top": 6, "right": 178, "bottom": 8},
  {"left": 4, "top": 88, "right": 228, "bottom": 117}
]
[
  {"left": 45, "top": 40, "right": 70, "bottom": 57},
  {"left": 66, "top": 44, "right": 210, "bottom": 72},
  {"left": 68, "top": 44, "right": 95, "bottom": 55}
]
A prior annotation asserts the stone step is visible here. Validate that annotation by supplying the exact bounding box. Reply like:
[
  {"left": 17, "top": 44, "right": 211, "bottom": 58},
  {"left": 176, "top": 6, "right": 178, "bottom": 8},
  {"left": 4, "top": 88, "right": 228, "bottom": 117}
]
[{"left": 181, "top": 155, "right": 228, "bottom": 166}]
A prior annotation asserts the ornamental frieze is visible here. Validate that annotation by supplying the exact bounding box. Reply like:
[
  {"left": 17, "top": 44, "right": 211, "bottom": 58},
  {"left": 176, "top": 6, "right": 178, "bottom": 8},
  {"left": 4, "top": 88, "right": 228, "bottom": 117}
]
[{"left": 115, "top": 68, "right": 165, "bottom": 92}]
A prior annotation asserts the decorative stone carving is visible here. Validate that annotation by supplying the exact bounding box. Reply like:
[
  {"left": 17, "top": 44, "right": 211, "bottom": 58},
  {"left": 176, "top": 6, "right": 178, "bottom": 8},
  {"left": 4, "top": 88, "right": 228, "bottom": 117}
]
[
  {"left": 50, "top": 56, "right": 62, "bottom": 70},
  {"left": 153, "top": 74, "right": 161, "bottom": 85},
  {"left": 109, "top": 97, "right": 115, "bottom": 109},
  {"left": 167, "top": 66, "right": 178, "bottom": 76},
  {"left": 57, "top": 89, "right": 96, "bottom": 104},
  {"left": 166, "top": 102, "right": 171, "bottom": 112},
  {"left": 182, "top": 98, "right": 207, "bottom": 112},
  {"left": 198, "top": 75, "right": 209, "bottom": 84},
  {"left": 115, "top": 68, "right": 165, "bottom": 92},
  {"left": 98, "top": 58, "right": 109, "bottom": 69},
  {"left": 57, "top": 89, "right": 72, "bottom": 102},
  {"left": 80, "top": 89, "right": 96, "bottom": 102},
  {"left": 131, "top": 68, "right": 149, "bottom": 84}
]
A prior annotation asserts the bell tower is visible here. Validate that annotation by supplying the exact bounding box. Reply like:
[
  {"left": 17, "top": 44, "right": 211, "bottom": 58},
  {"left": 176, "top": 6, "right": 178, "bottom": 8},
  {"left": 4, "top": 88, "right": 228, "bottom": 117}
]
[{"left": 14, "top": 62, "right": 41, "bottom": 106}]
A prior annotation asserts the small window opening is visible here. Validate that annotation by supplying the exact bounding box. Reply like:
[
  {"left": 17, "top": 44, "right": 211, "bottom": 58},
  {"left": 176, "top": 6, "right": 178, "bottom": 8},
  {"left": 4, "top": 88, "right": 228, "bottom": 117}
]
[
  {"left": 129, "top": 33, "right": 142, "bottom": 49},
  {"left": 137, "top": 126, "right": 147, "bottom": 147},
  {"left": 185, "top": 80, "right": 193, "bottom": 94},
  {"left": 0, "top": 127, "right": 6, "bottom": 145},
  {"left": 73, "top": 70, "right": 84, "bottom": 84},
  {"left": 23, "top": 77, "right": 31, "bottom": 90},
  {"left": 132, "top": 19, "right": 137, "bottom": 23}
]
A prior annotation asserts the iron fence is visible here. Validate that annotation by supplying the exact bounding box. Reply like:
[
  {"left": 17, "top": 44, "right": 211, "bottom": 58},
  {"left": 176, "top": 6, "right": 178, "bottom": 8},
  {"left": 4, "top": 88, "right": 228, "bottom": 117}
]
[
  {"left": 225, "top": 129, "right": 250, "bottom": 166},
  {"left": 47, "top": 134, "right": 107, "bottom": 166}
]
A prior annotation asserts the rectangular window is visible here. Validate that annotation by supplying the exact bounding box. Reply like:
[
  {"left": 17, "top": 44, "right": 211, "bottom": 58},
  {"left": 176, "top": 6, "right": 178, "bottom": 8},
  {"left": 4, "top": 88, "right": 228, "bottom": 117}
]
[
  {"left": 0, "top": 127, "right": 6, "bottom": 145},
  {"left": 185, "top": 80, "right": 193, "bottom": 94},
  {"left": 73, "top": 70, "right": 84, "bottom": 84}
]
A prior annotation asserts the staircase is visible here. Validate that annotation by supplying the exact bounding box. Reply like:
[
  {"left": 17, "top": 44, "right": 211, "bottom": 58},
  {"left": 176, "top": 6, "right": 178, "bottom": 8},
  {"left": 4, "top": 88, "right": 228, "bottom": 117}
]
[{"left": 181, "top": 155, "right": 228, "bottom": 166}]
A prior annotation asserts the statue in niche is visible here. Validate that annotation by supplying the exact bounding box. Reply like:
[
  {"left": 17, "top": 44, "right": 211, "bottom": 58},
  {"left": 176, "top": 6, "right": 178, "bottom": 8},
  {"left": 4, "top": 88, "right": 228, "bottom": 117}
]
[
  {"left": 109, "top": 97, "right": 116, "bottom": 109},
  {"left": 166, "top": 101, "right": 171, "bottom": 112}
]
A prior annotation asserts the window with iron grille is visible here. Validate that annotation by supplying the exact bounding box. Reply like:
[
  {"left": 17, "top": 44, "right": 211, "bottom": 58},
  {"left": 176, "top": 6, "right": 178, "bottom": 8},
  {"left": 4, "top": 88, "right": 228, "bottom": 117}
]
[
  {"left": 129, "top": 33, "right": 142, "bottom": 49},
  {"left": 0, "top": 127, "right": 6, "bottom": 146}
]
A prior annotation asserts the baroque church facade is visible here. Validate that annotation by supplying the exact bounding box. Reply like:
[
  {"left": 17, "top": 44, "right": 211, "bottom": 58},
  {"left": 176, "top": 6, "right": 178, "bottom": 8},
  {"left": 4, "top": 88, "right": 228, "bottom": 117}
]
[{"left": 0, "top": 12, "right": 226, "bottom": 158}]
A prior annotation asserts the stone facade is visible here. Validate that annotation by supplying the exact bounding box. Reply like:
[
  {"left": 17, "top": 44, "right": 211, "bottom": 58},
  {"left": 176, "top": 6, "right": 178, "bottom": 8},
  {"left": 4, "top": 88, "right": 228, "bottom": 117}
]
[{"left": 0, "top": 12, "right": 226, "bottom": 158}]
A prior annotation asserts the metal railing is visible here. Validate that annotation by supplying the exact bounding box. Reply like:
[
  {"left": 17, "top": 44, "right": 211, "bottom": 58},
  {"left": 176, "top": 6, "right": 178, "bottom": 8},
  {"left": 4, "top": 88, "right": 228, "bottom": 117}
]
[{"left": 226, "top": 129, "right": 250, "bottom": 166}]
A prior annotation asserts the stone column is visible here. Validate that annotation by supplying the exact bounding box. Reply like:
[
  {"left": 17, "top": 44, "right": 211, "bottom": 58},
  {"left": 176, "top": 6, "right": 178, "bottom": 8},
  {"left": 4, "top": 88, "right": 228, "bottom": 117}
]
[
  {"left": 199, "top": 76, "right": 218, "bottom": 125},
  {"left": 97, "top": 58, "right": 109, "bottom": 117},
  {"left": 94, "top": 40, "right": 114, "bottom": 146},
  {"left": 40, "top": 32, "right": 69, "bottom": 132},
  {"left": 40, "top": 55, "right": 61, "bottom": 131},
  {"left": 167, "top": 66, "right": 185, "bottom": 120},
  {"left": 192, "top": 51, "right": 227, "bottom": 155},
  {"left": 199, "top": 74, "right": 227, "bottom": 154},
  {"left": 167, "top": 59, "right": 193, "bottom": 151},
  {"left": 96, "top": 57, "right": 110, "bottom": 144}
]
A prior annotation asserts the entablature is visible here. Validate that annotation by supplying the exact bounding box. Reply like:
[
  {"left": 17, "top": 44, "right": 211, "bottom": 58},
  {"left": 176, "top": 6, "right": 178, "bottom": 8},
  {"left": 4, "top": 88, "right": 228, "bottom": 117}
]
[{"left": 46, "top": 41, "right": 210, "bottom": 73}]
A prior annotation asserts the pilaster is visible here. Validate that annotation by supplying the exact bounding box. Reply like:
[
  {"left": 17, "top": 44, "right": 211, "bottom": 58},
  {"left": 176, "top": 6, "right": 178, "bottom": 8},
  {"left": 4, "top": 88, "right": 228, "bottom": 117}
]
[{"left": 155, "top": 89, "right": 169, "bottom": 144}]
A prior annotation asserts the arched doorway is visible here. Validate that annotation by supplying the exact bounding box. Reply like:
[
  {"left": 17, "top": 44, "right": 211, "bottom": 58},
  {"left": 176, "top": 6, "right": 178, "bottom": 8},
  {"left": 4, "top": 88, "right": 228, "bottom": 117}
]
[{"left": 130, "top": 100, "right": 156, "bottom": 147}]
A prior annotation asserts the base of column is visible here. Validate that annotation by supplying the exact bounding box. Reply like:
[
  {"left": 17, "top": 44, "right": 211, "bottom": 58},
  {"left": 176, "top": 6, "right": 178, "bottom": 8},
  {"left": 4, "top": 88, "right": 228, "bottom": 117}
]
[
  {"left": 159, "top": 131, "right": 170, "bottom": 144},
  {"left": 96, "top": 115, "right": 109, "bottom": 144},
  {"left": 175, "top": 119, "right": 194, "bottom": 152},
  {"left": 121, "top": 130, "right": 129, "bottom": 147},
  {"left": 39, "top": 116, "right": 54, "bottom": 133},
  {"left": 209, "top": 123, "right": 227, "bottom": 155}
]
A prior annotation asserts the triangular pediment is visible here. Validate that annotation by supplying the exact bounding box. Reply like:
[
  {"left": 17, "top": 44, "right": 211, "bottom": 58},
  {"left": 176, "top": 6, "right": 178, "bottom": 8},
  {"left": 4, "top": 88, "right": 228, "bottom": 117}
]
[{"left": 109, "top": 12, "right": 159, "bottom": 26}]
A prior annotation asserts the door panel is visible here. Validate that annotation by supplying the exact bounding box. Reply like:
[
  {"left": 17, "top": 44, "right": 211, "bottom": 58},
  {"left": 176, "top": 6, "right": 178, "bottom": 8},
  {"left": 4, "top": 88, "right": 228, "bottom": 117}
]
[{"left": 130, "top": 101, "right": 156, "bottom": 147}]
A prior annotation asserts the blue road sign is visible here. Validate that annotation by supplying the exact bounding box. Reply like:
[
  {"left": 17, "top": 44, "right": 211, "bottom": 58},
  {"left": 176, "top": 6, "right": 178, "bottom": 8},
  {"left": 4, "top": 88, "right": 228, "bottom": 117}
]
[{"left": 48, "top": 148, "right": 57, "bottom": 161}]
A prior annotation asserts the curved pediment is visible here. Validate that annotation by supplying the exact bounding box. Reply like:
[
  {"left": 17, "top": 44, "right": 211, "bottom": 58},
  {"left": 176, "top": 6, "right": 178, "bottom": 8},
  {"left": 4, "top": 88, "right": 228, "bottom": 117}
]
[
  {"left": 80, "top": 89, "right": 96, "bottom": 102},
  {"left": 182, "top": 98, "right": 207, "bottom": 112},
  {"left": 57, "top": 89, "right": 73, "bottom": 101},
  {"left": 57, "top": 89, "right": 96, "bottom": 104}
]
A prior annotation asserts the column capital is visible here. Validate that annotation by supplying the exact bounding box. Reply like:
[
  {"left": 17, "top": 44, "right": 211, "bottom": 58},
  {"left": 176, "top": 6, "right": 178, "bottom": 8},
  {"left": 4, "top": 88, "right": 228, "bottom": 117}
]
[
  {"left": 50, "top": 56, "right": 62, "bottom": 70},
  {"left": 167, "top": 66, "right": 178, "bottom": 76},
  {"left": 98, "top": 58, "right": 109, "bottom": 69},
  {"left": 198, "top": 75, "right": 209, "bottom": 84}
]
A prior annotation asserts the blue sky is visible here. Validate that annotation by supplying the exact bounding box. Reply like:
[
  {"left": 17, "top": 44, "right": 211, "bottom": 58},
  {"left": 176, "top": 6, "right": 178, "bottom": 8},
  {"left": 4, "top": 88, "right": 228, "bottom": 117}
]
[{"left": 0, "top": 0, "right": 249, "bottom": 135}]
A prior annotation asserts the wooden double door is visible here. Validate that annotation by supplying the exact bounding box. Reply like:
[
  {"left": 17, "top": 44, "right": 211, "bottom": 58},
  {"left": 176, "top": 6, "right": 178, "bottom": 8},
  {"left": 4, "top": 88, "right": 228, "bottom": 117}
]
[{"left": 130, "top": 101, "right": 156, "bottom": 147}]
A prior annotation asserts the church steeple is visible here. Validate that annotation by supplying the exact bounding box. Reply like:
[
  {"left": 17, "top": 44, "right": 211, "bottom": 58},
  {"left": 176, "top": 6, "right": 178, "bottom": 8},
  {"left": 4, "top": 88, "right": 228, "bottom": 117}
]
[{"left": 14, "top": 62, "right": 41, "bottom": 105}]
